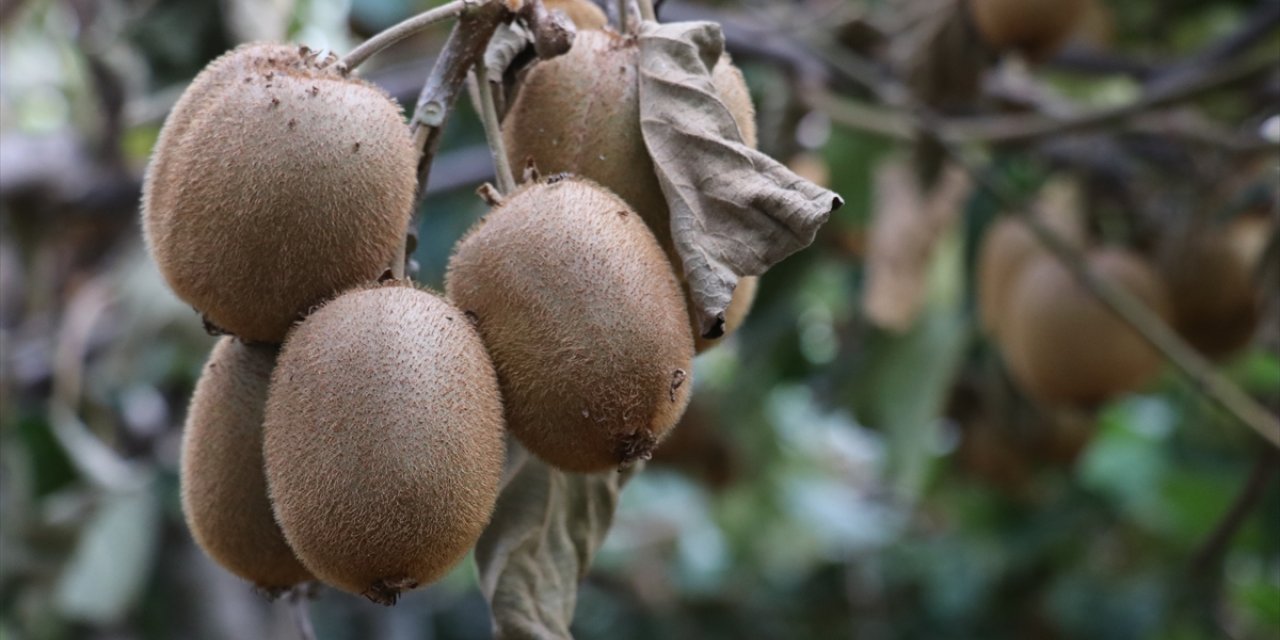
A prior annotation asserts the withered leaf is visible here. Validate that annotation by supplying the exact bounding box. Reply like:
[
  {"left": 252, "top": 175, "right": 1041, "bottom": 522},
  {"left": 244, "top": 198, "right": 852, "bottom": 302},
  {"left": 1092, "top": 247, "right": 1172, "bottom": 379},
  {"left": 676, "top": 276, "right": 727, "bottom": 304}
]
[
  {"left": 637, "top": 21, "right": 843, "bottom": 338},
  {"left": 861, "top": 157, "right": 969, "bottom": 332},
  {"left": 475, "top": 442, "right": 638, "bottom": 640}
]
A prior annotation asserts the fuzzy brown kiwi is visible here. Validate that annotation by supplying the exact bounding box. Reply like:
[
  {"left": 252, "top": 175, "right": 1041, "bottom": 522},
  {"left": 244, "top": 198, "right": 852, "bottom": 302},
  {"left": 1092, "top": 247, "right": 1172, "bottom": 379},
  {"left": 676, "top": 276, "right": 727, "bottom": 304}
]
[
  {"left": 1001, "top": 249, "right": 1171, "bottom": 406},
  {"left": 502, "top": 29, "right": 758, "bottom": 345},
  {"left": 180, "top": 337, "right": 313, "bottom": 593},
  {"left": 977, "top": 211, "right": 1085, "bottom": 338},
  {"left": 445, "top": 177, "right": 694, "bottom": 473},
  {"left": 262, "top": 283, "right": 505, "bottom": 604},
  {"left": 544, "top": 0, "right": 607, "bottom": 30},
  {"left": 1158, "top": 230, "right": 1261, "bottom": 359},
  {"left": 143, "top": 43, "right": 417, "bottom": 344},
  {"left": 967, "top": 0, "right": 1087, "bottom": 61}
]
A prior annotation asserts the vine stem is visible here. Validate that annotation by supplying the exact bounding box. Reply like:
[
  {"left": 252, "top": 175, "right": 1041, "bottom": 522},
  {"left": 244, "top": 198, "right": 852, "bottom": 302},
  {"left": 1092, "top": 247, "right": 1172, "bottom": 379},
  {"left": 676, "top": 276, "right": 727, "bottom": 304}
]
[
  {"left": 339, "top": 0, "right": 474, "bottom": 72},
  {"left": 472, "top": 62, "right": 515, "bottom": 194},
  {"left": 637, "top": 0, "right": 655, "bottom": 22}
]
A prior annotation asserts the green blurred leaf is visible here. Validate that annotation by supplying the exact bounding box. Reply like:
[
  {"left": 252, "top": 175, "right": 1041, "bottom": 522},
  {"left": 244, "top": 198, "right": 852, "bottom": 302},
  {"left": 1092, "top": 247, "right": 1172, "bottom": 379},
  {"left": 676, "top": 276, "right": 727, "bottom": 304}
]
[{"left": 54, "top": 480, "right": 160, "bottom": 626}]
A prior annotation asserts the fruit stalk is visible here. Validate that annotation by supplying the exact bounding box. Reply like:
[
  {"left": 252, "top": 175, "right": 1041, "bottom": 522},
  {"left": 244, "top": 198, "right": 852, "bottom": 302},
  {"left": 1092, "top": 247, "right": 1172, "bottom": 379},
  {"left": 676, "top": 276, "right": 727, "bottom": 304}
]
[
  {"left": 636, "top": 0, "right": 655, "bottom": 22},
  {"left": 339, "top": 0, "right": 479, "bottom": 73},
  {"left": 471, "top": 62, "right": 516, "bottom": 194}
]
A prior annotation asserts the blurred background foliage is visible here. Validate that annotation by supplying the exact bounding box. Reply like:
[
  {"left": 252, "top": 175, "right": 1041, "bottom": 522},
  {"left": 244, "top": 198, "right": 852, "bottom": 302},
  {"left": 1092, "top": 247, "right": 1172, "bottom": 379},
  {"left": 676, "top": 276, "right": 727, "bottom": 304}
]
[{"left": 1, "top": 0, "right": 1278, "bottom": 639}]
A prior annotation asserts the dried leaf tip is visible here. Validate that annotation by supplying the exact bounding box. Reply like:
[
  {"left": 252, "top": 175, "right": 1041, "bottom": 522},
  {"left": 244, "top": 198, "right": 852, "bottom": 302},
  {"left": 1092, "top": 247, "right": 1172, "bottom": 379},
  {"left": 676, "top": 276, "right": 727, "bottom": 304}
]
[{"left": 637, "top": 20, "right": 843, "bottom": 338}]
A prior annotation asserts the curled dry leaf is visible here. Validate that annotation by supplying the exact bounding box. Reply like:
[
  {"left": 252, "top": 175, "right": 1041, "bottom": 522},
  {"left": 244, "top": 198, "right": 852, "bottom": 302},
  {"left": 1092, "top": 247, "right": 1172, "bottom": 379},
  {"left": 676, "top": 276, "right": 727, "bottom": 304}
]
[
  {"left": 862, "top": 158, "right": 970, "bottom": 332},
  {"left": 637, "top": 21, "right": 843, "bottom": 338},
  {"left": 476, "top": 442, "right": 638, "bottom": 640}
]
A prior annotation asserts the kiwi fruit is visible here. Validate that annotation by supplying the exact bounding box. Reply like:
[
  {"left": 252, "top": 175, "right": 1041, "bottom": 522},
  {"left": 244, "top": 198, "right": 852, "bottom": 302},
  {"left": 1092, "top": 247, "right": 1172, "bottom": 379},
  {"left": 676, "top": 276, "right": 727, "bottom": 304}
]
[
  {"left": 180, "top": 337, "right": 313, "bottom": 592},
  {"left": 446, "top": 177, "right": 694, "bottom": 473},
  {"left": 143, "top": 43, "right": 418, "bottom": 344},
  {"left": 977, "top": 211, "right": 1085, "bottom": 338},
  {"left": 544, "top": 0, "right": 607, "bottom": 30},
  {"left": 1001, "top": 249, "right": 1171, "bottom": 406},
  {"left": 263, "top": 283, "right": 505, "bottom": 604},
  {"left": 1158, "top": 229, "right": 1261, "bottom": 359},
  {"left": 967, "top": 0, "right": 1087, "bottom": 60},
  {"left": 501, "top": 29, "right": 758, "bottom": 346}
]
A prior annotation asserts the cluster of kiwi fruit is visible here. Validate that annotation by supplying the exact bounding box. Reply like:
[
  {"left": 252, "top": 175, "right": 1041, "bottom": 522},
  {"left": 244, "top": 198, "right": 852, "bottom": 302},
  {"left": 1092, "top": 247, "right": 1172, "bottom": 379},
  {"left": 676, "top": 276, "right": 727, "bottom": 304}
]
[
  {"left": 146, "top": 0, "right": 763, "bottom": 604},
  {"left": 977, "top": 184, "right": 1266, "bottom": 409}
]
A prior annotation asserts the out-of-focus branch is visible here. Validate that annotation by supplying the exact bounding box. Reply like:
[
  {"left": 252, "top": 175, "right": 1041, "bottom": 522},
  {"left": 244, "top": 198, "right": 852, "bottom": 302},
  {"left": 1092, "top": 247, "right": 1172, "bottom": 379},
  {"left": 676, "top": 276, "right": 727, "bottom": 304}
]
[
  {"left": 808, "top": 53, "right": 1278, "bottom": 150},
  {"left": 940, "top": 54, "right": 1276, "bottom": 145},
  {"left": 1191, "top": 450, "right": 1279, "bottom": 576},
  {"left": 805, "top": 24, "right": 1280, "bottom": 448}
]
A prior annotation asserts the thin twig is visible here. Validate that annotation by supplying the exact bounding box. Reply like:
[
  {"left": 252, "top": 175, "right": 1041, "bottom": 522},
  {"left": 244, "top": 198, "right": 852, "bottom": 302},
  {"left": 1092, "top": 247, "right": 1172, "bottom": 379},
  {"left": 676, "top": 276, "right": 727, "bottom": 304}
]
[
  {"left": 940, "top": 54, "right": 1275, "bottom": 145},
  {"left": 471, "top": 63, "right": 515, "bottom": 194},
  {"left": 339, "top": 0, "right": 472, "bottom": 72},
  {"left": 1191, "top": 450, "right": 1278, "bottom": 576},
  {"left": 394, "top": 0, "right": 511, "bottom": 277},
  {"left": 636, "top": 0, "right": 655, "bottom": 23},
  {"left": 618, "top": 0, "right": 629, "bottom": 34},
  {"left": 809, "top": 53, "right": 1277, "bottom": 148}
]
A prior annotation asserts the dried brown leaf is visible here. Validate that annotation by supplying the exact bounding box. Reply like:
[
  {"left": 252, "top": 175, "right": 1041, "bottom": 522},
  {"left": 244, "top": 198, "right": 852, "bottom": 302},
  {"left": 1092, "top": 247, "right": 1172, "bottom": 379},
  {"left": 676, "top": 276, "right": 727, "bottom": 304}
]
[
  {"left": 862, "top": 158, "right": 970, "bottom": 331},
  {"left": 475, "top": 442, "right": 638, "bottom": 640},
  {"left": 637, "top": 21, "right": 843, "bottom": 338}
]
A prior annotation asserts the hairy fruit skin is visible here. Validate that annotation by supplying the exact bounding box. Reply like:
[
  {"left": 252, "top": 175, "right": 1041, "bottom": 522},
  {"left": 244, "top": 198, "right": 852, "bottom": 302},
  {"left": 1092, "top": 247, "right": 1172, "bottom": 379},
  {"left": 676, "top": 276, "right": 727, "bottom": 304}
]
[
  {"left": 180, "top": 338, "right": 313, "bottom": 591},
  {"left": 544, "top": 0, "right": 607, "bottom": 30},
  {"left": 143, "top": 43, "right": 417, "bottom": 343},
  {"left": 446, "top": 178, "right": 694, "bottom": 473},
  {"left": 1002, "top": 249, "right": 1171, "bottom": 406},
  {"left": 1159, "top": 231, "right": 1261, "bottom": 360},
  {"left": 977, "top": 214, "right": 1085, "bottom": 338},
  {"left": 502, "top": 29, "right": 758, "bottom": 347},
  {"left": 263, "top": 284, "right": 505, "bottom": 603},
  {"left": 968, "top": 0, "right": 1087, "bottom": 61}
]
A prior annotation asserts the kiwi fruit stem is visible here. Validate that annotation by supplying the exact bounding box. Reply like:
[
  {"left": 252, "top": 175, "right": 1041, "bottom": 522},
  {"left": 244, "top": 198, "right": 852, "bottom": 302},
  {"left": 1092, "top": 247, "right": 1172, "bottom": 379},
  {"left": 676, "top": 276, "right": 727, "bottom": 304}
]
[
  {"left": 636, "top": 0, "right": 655, "bottom": 22},
  {"left": 472, "top": 63, "right": 516, "bottom": 194},
  {"left": 340, "top": 0, "right": 473, "bottom": 72}
]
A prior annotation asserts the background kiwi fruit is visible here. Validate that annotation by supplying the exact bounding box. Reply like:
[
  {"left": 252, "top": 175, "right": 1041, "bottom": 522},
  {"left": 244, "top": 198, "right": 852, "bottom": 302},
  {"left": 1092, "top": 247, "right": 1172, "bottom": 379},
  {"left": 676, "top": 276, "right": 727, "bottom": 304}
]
[
  {"left": 180, "top": 337, "right": 313, "bottom": 593},
  {"left": 967, "top": 0, "right": 1087, "bottom": 60},
  {"left": 1158, "top": 229, "right": 1261, "bottom": 359},
  {"left": 263, "top": 283, "right": 505, "bottom": 604},
  {"left": 1001, "top": 249, "right": 1171, "bottom": 406},
  {"left": 143, "top": 43, "right": 418, "bottom": 344},
  {"left": 446, "top": 177, "right": 694, "bottom": 473},
  {"left": 501, "top": 29, "right": 759, "bottom": 347},
  {"left": 977, "top": 210, "right": 1085, "bottom": 338},
  {"left": 544, "top": 0, "right": 607, "bottom": 30}
]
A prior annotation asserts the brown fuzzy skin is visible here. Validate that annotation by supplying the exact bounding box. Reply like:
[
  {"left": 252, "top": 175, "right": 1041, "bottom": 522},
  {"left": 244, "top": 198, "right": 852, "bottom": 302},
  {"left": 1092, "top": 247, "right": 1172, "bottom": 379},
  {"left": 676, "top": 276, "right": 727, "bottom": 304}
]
[
  {"left": 544, "top": 0, "right": 607, "bottom": 30},
  {"left": 968, "top": 0, "right": 1087, "bottom": 60},
  {"left": 1159, "top": 231, "right": 1260, "bottom": 360},
  {"left": 977, "top": 216, "right": 1084, "bottom": 338},
  {"left": 1002, "top": 249, "right": 1171, "bottom": 407},
  {"left": 502, "top": 30, "right": 758, "bottom": 346},
  {"left": 445, "top": 178, "right": 694, "bottom": 473},
  {"left": 143, "top": 43, "right": 417, "bottom": 343},
  {"left": 180, "top": 337, "right": 313, "bottom": 591},
  {"left": 262, "top": 284, "right": 505, "bottom": 603}
]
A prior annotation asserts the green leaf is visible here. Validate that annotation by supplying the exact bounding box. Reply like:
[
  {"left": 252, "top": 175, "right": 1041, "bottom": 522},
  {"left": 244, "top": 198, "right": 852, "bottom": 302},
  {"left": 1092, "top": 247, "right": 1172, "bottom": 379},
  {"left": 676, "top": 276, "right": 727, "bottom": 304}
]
[
  {"left": 475, "top": 444, "right": 638, "bottom": 640},
  {"left": 54, "top": 480, "right": 160, "bottom": 625}
]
